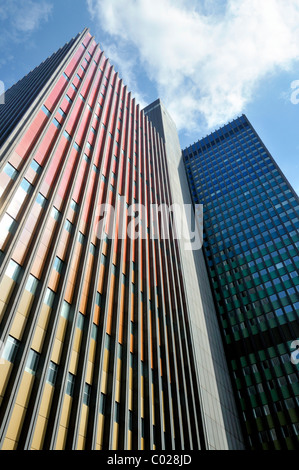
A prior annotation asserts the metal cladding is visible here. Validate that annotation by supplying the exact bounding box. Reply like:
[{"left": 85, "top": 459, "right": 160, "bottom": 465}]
[{"left": 0, "top": 28, "right": 211, "bottom": 450}]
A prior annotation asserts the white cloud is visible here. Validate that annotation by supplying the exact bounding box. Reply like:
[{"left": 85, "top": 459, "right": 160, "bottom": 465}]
[
  {"left": 13, "top": 1, "right": 53, "bottom": 33},
  {"left": 0, "top": 1, "right": 53, "bottom": 39},
  {"left": 87, "top": 0, "right": 299, "bottom": 132}
]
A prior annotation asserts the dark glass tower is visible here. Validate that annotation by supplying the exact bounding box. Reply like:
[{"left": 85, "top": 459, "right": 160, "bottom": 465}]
[{"left": 182, "top": 114, "right": 299, "bottom": 450}]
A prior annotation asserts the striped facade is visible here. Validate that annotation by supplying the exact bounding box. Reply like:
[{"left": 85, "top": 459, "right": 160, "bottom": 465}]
[
  {"left": 183, "top": 115, "right": 299, "bottom": 450},
  {"left": 0, "top": 28, "right": 232, "bottom": 451}
]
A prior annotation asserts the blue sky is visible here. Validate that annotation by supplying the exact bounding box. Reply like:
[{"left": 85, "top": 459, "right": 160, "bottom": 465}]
[{"left": 0, "top": 0, "right": 298, "bottom": 194}]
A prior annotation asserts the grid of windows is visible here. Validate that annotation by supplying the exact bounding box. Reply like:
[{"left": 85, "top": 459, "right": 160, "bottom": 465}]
[{"left": 183, "top": 114, "right": 299, "bottom": 450}]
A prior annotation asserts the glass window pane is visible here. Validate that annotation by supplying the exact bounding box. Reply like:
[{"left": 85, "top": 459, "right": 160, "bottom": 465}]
[
  {"left": 1, "top": 335, "right": 20, "bottom": 362},
  {"left": 25, "top": 349, "right": 40, "bottom": 374}
]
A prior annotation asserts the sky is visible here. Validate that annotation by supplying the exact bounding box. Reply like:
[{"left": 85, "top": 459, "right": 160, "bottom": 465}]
[{"left": 0, "top": 0, "right": 298, "bottom": 194}]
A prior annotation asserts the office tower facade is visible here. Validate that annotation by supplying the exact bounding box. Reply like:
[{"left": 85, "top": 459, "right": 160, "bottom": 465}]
[
  {"left": 183, "top": 115, "right": 299, "bottom": 450},
  {"left": 0, "top": 29, "right": 243, "bottom": 451}
]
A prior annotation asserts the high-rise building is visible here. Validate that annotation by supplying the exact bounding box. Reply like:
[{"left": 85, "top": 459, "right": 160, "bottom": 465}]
[
  {"left": 0, "top": 29, "right": 243, "bottom": 451},
  {"left": 182, "top": 114, "right": 299, "bottom": 450}
]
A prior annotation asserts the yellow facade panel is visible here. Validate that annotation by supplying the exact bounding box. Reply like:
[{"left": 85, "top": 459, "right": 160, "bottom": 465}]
[
  {"left": 17, "top": 290, "right": 34, "bottom": 317},
  {"left": 9, "top": 312, "right": 27, "bottom": 340},
  {"left": 115, "top": 379, "right": 120, "bottom": 403},
  {"left": 141, "top": 397, "right": 144, "bottom": 418},
  {"left": 77, "top": 434, "right": 85, "bottom": 450},
  {"left": 5, "top": 403, "right": 27, "bottom": 442},
  {"left": 56, "top": 316, "right": 68, "bottom": 342},
  {"left": 103, "top": 349, "right": 109, "bottom": 372},
  {"left": 85, "top": 360, "right": 94, "bottom": 385},
  {"left": 37, "top": 304, "right": 51, "bottom": 330},
  {"left": 31, "top": 414, "right": 47, "bottom": 450},
  {"left": 51, "top": 338, "right": 63, "bottom": 364},
  {"left": 15, "top": 371, "right": 34, "bottom": 408},
  {"left": 60, "top": 394, "right": 72, "bottom": 428},
  {"left": 96, "top": 414, "right": 104, "bottom": 447},
  {"left": 31, "top": 325, "right": 46, "bottom": 353},
  {"left": 116, "top": 358, "right": 122, "bottom": 382},
  {"left": 101, "top": 370, "right": 107, "bottom": 394},
  {"left": 79, "top": 404, "right": 88, "bottom": 437},
  {"left": 112, "top": 422, "right": 118, "bottom": 450},
  {"left": 88, "top": 338, "right": 96, "bottom": 362},
  {"left": 0, "top": 362, "right": 13, "bottom": 398},
  {"left": 73, "top": 329, "right": 82, "bottom": 352},
  {"left": 55, "top": 425, "right": 67, "bottom": 450},
  {"left": 39, "top": 383, "right": 54, "bottom": 419},
  {"left": 129, "top": 368, "right": 133, "bottom": 389},
  {"left": 0, "top": 299, "right": 7, "bottom": 323},
  {"left": 129, "top": 388, "right": 133, "bottom": 410},
  {"left": 2, "top": 437, "right": 17, "bottom": 450},
  {"left": 69, "top": 350, "right": 79, "bottom": 375},
  {"left": 0, "top": 276, "right": 15, "bottom": 305},
  {"left": 127, "top": 430, "right": 132, "bottom": 450}
]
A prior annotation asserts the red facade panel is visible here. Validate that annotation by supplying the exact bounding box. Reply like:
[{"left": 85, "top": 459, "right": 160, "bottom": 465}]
[
  {"left": 57, "top": 147, "right": 79, "bottom": 201},
  {"left": 64, "top": 44, "right": 85, "bottom": 77}
]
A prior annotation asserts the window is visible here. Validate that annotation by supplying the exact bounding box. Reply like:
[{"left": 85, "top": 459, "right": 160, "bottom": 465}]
[
  {"left": 5, "top": 259, "right": 21, "bottom": 281},
  {"left": 270, "top": 429, "right": 277, "bottom": 441},
  {"left": 25, "top": 349, "right": 40, "bottom": 375},
  {"left": 25, "top": 274, "right": 39, "bottom": 294},
  {"left": 61, "top": 300, "right": 71, "bottom": 319},
  {"left": 63, "top": 130, "right": 72, "bottom": 142},
  {"left": 115, "top": 401, "right": 120, "bottom": 423},
  {"left": 42, "top": 104, "right": 51, "bottom": 117},
  {"left": 20, "top": 178, "right": 33, "bottom": 194},
  {"left": 2, "top": 213, "right": 16, "bottom": 234},
  {"left": 129, "top": 410, "right": 133, "bottom": 431},
  {"left": 51, "top": 206, "right": 61, "bottom": 221},
  {"left": 285, "top": 398, "right": 295, "bottom": 410},
  {"left": 90, "top": 243, "right": 96, "bottom": 255},
  {"left": 54, "top": 256, "right": 63, "bottom": 274},
  {"left": 83, "top": 383, "right": 91, "bottom": 406},
  {"left": 47, "top": 361, "right": 58, "bottom": 386},
  {"left": 44, "top": 288, "right": 55, "bottom": 307},
  {"left": 66, "top": 372, "right": 75, "bottom": 396},
  {"left": 288, "top": 373, "right": 297, "bottom": 384},
  {"left": 1, "top": 335, "right": 20, "bottom": 362},
  {"left": 36, "top": 193, "right": 47, "bottom": 208},
  {"left": 100, "top": 392, "right": 106, "bottom": 415},
  {"left": 70, "top": 199, "right": 79, "bottom": 212},
  {"left": 253, "top": 407, "right": 262, "bottom": 418},
  {"left": 52, "top": 118, "right": 62, "bottom": 129},
  {"left": 3, "top": 162, "right": 18, "bottom": 180},
  {"left": 96, "top": 291, "right": 102, "bottom": 307},
  {"left": 58, "top": 108, "right": 67, "bottom": 119},
  {"left": 77, "top": 312, "right": 84, "bottom": 330},
  {"left": 91, "top": 323, "right": 98, "bottom": 340},
  {"left": 65, "top": 219, "right": 73, "bottom": 232},
  {"left": 73, "top": 142, "right": 81, "bottom": 152},
  {"left": 30, "top": 159, "right": 42, "bottom": 175},
  {"left": 78, "top": 232, "right": 85, "bottom": 244}
]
